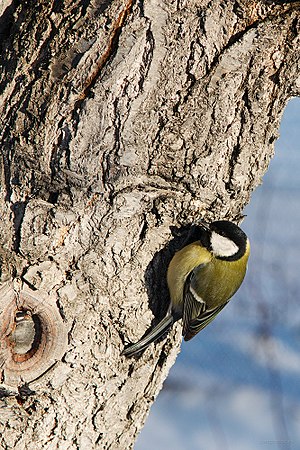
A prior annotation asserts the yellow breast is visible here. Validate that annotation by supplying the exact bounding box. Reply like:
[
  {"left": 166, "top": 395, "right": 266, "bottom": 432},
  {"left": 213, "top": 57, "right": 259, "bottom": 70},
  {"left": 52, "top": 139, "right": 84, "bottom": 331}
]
[{"left": 167, "top": 240, "right": 250, "bottom": 311}]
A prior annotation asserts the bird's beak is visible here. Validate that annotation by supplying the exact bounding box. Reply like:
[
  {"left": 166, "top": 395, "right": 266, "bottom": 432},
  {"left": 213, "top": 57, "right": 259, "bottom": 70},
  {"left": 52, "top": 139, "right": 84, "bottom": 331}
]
[{"left": 199, "top": 221, "right": 210, "bottom": 232}]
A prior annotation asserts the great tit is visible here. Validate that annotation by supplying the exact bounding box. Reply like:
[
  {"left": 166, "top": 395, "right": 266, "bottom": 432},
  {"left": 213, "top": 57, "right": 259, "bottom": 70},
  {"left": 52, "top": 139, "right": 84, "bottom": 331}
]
[{"left": 122, "top": 220, "right": 250, "bottom": 357}]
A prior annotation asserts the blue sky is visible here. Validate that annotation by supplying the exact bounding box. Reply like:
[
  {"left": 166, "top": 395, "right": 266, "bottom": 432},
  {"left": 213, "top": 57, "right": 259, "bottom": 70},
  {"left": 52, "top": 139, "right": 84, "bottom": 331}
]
[{"left": 136, "top": 98, "right": 300, "bottom": 450}]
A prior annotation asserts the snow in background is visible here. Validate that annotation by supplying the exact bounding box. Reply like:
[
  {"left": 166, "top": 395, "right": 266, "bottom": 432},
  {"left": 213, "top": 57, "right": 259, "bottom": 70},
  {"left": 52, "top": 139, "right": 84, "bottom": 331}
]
[{"left": 136, "top": 98, "right": 300, "bottom": 450}]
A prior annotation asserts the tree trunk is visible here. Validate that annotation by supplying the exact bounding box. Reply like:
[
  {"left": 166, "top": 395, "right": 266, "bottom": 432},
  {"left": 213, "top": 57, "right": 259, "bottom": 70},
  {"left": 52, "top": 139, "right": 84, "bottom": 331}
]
[{"left": 0, "top": 0, "right": 299, "bottom": 448}]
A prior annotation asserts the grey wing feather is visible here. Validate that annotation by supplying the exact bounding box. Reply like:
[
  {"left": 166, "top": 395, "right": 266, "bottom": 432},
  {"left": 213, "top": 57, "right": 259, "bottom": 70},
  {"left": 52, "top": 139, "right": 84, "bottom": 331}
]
[
  {"left": 182, "top": 267, "right": 228, "bottom": 341},
  {"left": 182, "top": 282, "right": 205, "bottom": 337},
  {"left": 182, "top": 270, "right": 206, "bottom": 337},
  {"left": 184, "top": 303, "right": 228, "bottom": 341}
]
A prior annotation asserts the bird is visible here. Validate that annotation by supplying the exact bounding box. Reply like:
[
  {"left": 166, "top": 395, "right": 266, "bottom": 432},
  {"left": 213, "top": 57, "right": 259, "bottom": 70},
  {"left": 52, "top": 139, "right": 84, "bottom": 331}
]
[{"left": 122, "top": 220, "right": 250, "bottom": 357}]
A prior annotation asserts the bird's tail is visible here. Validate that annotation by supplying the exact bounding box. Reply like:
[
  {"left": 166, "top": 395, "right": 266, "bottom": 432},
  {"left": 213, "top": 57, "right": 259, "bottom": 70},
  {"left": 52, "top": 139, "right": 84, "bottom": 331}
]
[{"left": 122, "top": 314, "right": 175, "bottom": 357}]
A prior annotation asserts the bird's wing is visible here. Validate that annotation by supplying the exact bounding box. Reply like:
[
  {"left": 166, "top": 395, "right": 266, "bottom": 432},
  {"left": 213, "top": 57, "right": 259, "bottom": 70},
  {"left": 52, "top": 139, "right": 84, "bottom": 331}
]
[{"left": 182, "top": 268, "right": 228, "bottom": 341}]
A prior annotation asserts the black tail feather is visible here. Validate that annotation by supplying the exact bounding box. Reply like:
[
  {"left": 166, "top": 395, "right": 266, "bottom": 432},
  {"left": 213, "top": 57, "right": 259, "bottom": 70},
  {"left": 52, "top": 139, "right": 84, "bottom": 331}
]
[{"left": 122, "top": 314, "right": 175, "bottom": 357}]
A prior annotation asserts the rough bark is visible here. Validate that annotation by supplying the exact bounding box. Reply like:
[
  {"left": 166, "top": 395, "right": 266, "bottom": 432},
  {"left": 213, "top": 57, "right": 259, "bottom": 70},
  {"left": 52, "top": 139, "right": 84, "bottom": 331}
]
[{"left": 0, "top": 0, "right": 299, "bottom": 448}]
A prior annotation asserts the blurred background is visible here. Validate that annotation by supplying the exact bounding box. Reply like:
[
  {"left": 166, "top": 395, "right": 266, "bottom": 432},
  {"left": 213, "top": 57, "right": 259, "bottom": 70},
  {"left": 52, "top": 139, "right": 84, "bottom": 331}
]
[{"left": 136, "top": 98, "right": 300, "bottom": 450}]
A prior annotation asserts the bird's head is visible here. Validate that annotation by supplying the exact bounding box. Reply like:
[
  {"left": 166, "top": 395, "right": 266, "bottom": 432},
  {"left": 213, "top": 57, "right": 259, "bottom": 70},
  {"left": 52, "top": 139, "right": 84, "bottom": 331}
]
[{"left": 199, "top": 220, "right": 248, "bottom": 261}]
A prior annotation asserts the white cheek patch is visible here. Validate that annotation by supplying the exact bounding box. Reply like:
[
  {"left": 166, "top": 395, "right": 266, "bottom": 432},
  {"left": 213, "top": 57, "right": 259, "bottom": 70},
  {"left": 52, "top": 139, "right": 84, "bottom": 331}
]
[{"left": 211, "top": 231, "right": 239, "bottom": 257}]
